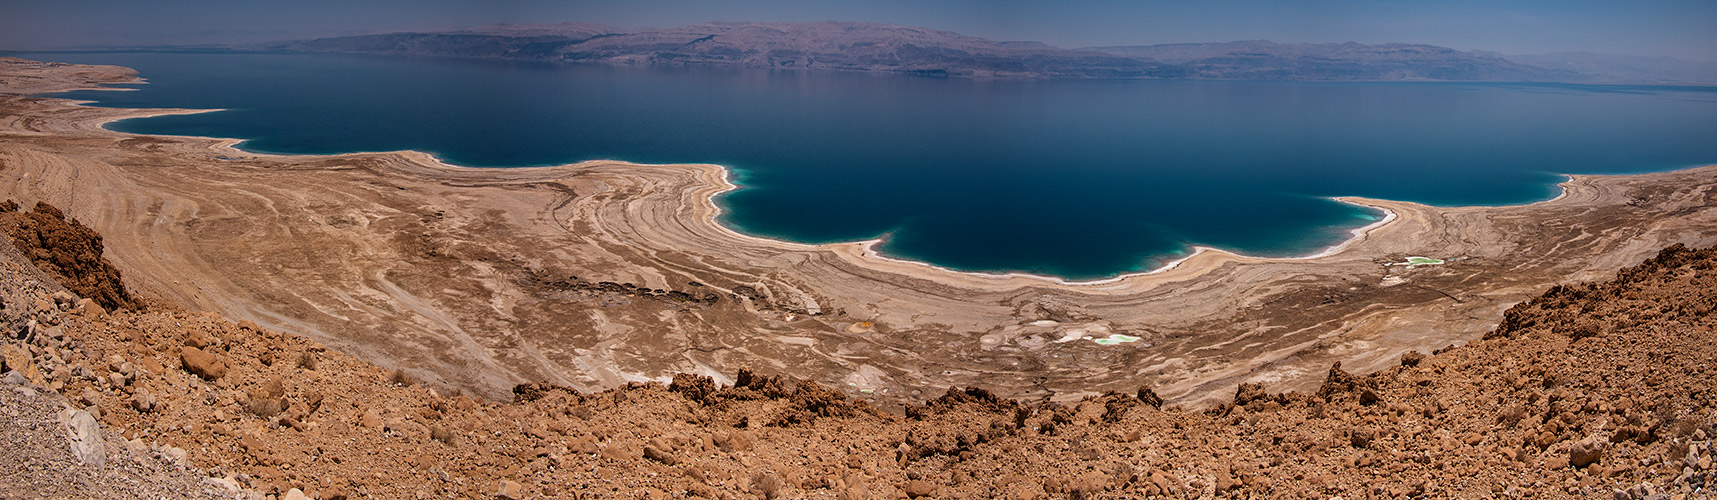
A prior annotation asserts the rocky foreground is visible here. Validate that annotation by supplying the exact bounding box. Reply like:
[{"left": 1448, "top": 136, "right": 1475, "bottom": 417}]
[{"left": 3, "top": 200, "right": 1716, "bottom": 499}]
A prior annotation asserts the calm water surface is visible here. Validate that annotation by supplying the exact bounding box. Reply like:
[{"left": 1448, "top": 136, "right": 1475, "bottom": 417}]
[{"left": 23, "top": 52, "right": 1717, "bottom": 279}]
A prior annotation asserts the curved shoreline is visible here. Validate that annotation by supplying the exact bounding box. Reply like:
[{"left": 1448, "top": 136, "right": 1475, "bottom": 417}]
[
  {"left": 82, "top": 102, "right": 1616, "bottom": 287},
  {"left": 7, "top": 56, "right": 1717, "bottom": 409},
  {"left": 38, "top": 66, "right": 1640, "bottom": 287}
]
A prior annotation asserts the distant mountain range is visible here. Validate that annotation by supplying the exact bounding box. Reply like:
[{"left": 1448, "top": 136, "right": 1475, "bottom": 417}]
[
  {"left": 261, "top": 21, "right": 1170, "bottom": 79},
  {"left": 1088, "top": 40, "right": 1577, "bottom": 82},
  {"left": 256, "top": 21, "right": 1716, "bottom": 84},
  {"left": 1490, "top": 51, "right": 1717, "bottom": 84}
]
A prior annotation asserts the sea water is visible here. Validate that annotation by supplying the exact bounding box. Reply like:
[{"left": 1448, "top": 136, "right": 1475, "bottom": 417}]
[{"left": 21, "top": 51, "right": 1717, "bottom": 279}]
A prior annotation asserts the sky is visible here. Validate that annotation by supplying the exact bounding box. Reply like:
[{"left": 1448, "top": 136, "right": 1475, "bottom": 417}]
[{"left": 3, "top": 0, "right": 1715, "bottom": 60}]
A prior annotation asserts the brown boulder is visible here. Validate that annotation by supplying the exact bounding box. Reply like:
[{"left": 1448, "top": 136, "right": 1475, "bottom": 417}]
[
  {"left": 600, "top": 442, "right": 638, "bottom": 462},
  {"left": 1069, "top": 470, "right": 1111, "bottom": 494},
  {"left": 1233, "top": 382, "right": 1273, "bottom": 406},
  {"left": 670, "top": 373, "right": 718, "bottom": 405},
  {"left": 179, "top": 346, "right": 226, "bottom": 380},
  {"left": 751, "top": 473, "right": 785, "bottom": 499},
  {"left": 495, "top": 480, "right": 522, "bottom": 500},
  {"left": 643, "top": 445, "right": 677, "bottom": 465},
  {"left": 1144, "top": 468, "right": 1176, "bottom": 495},
  {"left": 511, "top": 381, "right": 579, "bottom": 403},
  {"left": 713, "top": 430, "right": 753, "bottom": 453},
  {"left": 72, "top": 298, "right": 104, "bottom": 318},
  {"left": 568, "top": 435, "right": 599, "bottom": 454},
  {"left": 1348, "top": 426, "right": 1376, "bottom": 448},
  {"left": 238, "top": 433, "right": 266, "bottom": 458},
  {"left": 1570, "top": 435, "right": 1606, "bottom": 468},
  {"left": 903, "top": 480, "right": 937, "bottom": 498},
  {"left": 1215, "top": 467, "right": 1239, "bottom": 491},
  {"left": 1136, "top": 386, "right": 1164, "bottom": 408}
]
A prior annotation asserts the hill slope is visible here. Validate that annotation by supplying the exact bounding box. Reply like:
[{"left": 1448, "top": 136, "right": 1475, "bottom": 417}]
[{"left": 3, "top": 199, "right": 1714, "bottom": 498}]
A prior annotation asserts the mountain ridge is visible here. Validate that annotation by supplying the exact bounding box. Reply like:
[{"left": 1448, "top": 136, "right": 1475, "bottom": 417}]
[
  {"left": 1086, "top": 39, "right": 1577, "bottom": 81},
  {"left": 262, "top": 21, "right": 1171, "bottom": 79},
  {"left": 253, "top": 21, "right": 1717, "bottom": 83},
  {"left": 1498, "top": 50, "right": 1717, "bottom": 84}
]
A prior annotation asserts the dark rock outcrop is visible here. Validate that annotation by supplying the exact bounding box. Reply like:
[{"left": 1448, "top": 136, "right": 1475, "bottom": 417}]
[{"left": 0, "top": 201, "right": 137, "bottom": 311}]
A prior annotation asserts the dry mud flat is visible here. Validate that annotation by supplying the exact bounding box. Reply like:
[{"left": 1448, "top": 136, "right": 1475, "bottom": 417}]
[{"left": 2, "top": 56, "right": 1717, "bottom": 408}]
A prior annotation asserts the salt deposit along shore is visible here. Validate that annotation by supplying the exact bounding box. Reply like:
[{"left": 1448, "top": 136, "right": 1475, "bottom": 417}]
[{"left": 3, "top": 56, "right": 1716, "bottom": 408}]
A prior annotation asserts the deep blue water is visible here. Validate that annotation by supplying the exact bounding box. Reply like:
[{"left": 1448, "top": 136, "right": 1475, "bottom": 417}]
[{"left": 20, "top": 52, "right": 1717, "bottom": 279}]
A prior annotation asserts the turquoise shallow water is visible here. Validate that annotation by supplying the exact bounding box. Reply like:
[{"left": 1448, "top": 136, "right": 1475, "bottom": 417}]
[{"left": 20, "top": 51, "right": 1717, "bottom": 279}]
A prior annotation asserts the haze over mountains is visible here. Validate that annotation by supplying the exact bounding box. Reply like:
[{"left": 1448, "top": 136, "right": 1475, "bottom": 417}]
[
  {"left": 256, "top": 21, "right": 1717, "bottom": 84},
  {"left": 264, "top": 21, "right": 1168, "bottom": 79},
  {"left": 1496, "top": 51, "right": 1717, "bottom": 84},
  {"left": 1089, "top": 40, "right": 1575, "bottom": 82}
]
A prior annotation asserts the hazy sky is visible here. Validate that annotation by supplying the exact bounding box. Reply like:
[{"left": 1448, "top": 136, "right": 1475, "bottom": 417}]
[{"left": 3, "top": 0, "right": 1715, "bottom": 60}]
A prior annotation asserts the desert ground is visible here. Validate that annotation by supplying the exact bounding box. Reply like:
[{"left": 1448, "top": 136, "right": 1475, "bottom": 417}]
[
  {"left": 2, "top": 196, "right": 1713, "bottom": 499},
  {"left": 2, "top": 56, "right": 1715, "bottom": 410}
]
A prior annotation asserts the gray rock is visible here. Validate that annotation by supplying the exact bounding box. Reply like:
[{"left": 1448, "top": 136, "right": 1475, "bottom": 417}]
[
  {"left": 62, "top": 408, "right": 105, "bottom": 467},
  {"left": 2, "top": 370, "right": 26, "bottom": 386},
  {"left": 163, "top": 446, "right": 189, "bottom": 464}
]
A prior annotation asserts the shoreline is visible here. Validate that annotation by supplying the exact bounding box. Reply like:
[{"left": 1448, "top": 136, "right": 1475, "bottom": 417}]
[
  {"left": 24, "top": 54, "right": 1695, "bottom": 287},
  {"left": 69, "top": 100, "right": 1637, "bottom": 288}
]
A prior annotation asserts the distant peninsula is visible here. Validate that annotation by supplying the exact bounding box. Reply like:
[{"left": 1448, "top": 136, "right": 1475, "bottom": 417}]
[{"left": 254, "top": 21, "right": 1717, "bottom": 83}]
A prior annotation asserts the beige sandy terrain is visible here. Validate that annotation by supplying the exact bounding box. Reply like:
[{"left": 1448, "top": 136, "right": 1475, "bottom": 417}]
[
  {"left": 2, "top": 56, "right": 1715, "bottom": 408},
  {"left": 4, "top": 197, "right": 1715, "bottom": 500}
]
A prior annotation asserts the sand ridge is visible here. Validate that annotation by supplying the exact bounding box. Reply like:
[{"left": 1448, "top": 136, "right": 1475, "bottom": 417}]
[{"left": 2, "top": 56, "right": 1715, "bottom": 408}]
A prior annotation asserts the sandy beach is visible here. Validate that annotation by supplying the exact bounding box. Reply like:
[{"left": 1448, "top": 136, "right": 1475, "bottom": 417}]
[{"left": 4, "top": 56, "right": 1716, "bottom": 408}]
